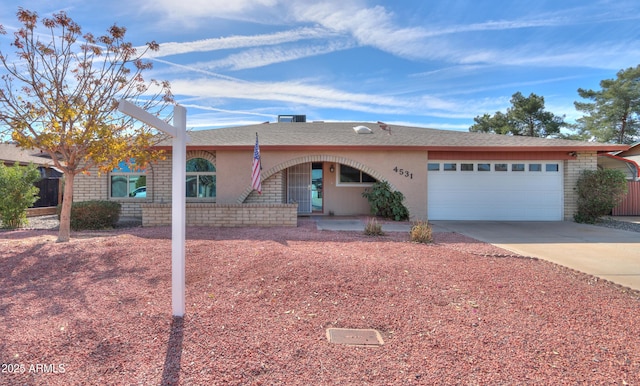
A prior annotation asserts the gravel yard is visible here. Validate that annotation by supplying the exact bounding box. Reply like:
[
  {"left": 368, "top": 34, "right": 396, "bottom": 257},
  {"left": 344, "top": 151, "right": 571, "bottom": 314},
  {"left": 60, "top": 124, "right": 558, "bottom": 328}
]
[{"left": 1, "top": 219, "right": 640, "bottom": 385}]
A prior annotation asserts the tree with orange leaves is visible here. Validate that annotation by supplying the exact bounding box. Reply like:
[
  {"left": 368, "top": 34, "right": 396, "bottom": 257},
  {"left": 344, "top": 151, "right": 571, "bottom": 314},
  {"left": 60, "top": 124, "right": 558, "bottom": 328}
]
[{"left": 0, "top": 8, "right": 173, "bottom": 242}]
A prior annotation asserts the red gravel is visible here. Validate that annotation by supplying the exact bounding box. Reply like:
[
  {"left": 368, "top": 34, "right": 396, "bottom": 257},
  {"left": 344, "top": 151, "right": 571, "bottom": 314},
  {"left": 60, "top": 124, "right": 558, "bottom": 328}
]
[{"left": 1, "top": 219, "right": 639, "bottom": 385}]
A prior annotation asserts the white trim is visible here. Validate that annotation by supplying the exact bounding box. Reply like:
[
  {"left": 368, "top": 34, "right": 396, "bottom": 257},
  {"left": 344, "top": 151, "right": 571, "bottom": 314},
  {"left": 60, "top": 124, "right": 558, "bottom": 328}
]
[{"left": 336, "top": 164, "right": 376, "bottom": 187}]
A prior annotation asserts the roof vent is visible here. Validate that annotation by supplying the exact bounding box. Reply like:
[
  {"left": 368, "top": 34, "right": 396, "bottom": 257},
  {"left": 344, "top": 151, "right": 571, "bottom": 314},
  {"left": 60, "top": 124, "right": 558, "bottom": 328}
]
[{"left": 353, "top": 125, "right": 373, "bottom": 134}]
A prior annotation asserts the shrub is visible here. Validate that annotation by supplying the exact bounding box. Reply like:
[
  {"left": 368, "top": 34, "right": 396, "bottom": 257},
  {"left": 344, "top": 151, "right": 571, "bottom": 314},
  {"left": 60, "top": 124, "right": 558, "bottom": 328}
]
[
  {"left": 364, "top": 217, "right": 384, "bottom": 236},
  {"left": 574, "top": 169, "right": 628, "bottom": 224},
  {"left": 58, "top": 200, "right": 121, "bottom": 230},
  {"left": 0, "top": 162, "right": 41, "bottom": 229},
  {"left": 410, "top": 221, "right": 433, "bottom": 243},
  {"left": 361, "top": 181, "right": 409, "bottom": 221}
]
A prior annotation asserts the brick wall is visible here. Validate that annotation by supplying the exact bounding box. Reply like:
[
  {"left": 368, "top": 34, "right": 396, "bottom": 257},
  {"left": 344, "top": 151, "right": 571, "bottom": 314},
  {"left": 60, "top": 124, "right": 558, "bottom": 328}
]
[
  {"left": 564, "top": 151, "right": 597, "bottom": 220},
  {"left": 73, "top": 166, "right": 105, "bottom": 202},
  {"left": 244, "top": 171, "right": 285, "bottom": 203},
  {"left": 73, "top": 151, "right": 297, "bottom": 224},
  {"left": 74, "top": 165, "right": 152, "bottom": 218},
  {"left": 141, "top": 203, "right": 298, "bottom": 227}
]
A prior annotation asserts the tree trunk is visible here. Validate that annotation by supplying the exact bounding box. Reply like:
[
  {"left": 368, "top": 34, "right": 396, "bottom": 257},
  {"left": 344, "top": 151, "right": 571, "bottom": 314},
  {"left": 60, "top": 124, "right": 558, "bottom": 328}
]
[{"left": 57, "top": 172, "right": 75, "bottom": 242}]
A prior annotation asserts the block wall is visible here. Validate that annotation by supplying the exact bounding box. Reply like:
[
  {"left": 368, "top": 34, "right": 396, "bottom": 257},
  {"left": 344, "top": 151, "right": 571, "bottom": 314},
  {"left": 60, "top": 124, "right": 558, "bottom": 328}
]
[
  {"left": 244, "top": 171, "right": 285, "bottom": 203},
  {"left": 73, "top": 165, "right": 153, "bottom": 218},
  {"left": 564, "top": 151, "right": 597, "bottom": 220},
  {"left": 141, "top": 203, "right": 298, "bottom": 227}
]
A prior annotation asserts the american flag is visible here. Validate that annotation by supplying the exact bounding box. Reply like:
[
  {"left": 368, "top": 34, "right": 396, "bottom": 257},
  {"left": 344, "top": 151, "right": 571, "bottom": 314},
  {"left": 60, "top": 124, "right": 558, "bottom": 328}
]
[{"left": 251, "top": 133, "right": 262, "bottom": 194}]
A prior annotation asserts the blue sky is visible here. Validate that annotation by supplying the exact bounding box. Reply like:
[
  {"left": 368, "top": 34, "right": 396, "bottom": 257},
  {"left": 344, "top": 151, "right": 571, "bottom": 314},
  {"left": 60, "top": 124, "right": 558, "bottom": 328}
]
[{"left": 1, "top": 0, "right": 639, "bottom": 132}]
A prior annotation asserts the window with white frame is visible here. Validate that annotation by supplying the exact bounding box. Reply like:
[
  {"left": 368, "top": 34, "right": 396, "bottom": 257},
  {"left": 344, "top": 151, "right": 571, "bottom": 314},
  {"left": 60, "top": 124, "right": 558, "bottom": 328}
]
[
  {"left": 110, "top": 160, "right": 147, "bottom": 198},
  {"left": 338, "top": 164, "right": 376, "bottom": 185},
  {"left": 186, "top": 158, "right": 216, "bottom": 198}
]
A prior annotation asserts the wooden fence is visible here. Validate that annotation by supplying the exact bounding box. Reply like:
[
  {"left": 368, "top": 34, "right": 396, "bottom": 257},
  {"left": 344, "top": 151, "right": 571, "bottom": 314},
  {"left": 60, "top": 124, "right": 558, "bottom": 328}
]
[{"left": 612, "top": 181, "right": 640, "bottom": 216}]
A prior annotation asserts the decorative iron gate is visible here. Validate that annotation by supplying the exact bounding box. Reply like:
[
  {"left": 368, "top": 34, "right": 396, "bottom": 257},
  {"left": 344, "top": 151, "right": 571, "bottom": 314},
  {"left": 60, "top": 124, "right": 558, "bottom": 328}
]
[{"left": 287, "top": 163, "right": 312, "bottom": 214}]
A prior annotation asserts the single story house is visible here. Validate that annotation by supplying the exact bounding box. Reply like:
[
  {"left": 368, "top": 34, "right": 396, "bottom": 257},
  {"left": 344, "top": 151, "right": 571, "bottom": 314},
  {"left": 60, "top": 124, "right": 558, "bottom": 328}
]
[
  {"left": 0, "top": 143, "right": 63, "bottom": 177},
  {"left": 74, "top": 120, "right": 627, "bottom": 226}
]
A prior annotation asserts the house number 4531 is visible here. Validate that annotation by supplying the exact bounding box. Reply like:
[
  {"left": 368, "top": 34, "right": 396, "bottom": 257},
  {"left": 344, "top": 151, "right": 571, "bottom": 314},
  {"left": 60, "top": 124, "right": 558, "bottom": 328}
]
[{"left": 393, "top": 166, "right": 413, "bottom": 179}]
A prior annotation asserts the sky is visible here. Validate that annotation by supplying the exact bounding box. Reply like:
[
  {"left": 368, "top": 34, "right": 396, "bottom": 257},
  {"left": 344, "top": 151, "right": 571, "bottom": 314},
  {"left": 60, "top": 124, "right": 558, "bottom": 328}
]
[{"left": 1, "top": 0, "right": 639, "bottom": 132}]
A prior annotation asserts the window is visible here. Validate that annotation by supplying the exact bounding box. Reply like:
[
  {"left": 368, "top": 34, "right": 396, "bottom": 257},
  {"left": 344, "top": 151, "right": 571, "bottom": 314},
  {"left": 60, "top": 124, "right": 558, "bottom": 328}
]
[
  {"left": 546, "top": 163, "right": 559, "bottom": 172},
  {"left": 512, "top": 163, "right": 525, "bottom": 172},
  {"left": 495, "top": 163, "right": 508, "bottom": 172},
  {"left": 428, "top": 163, "right": 440, "bottom": 171},
  {"left": 529, "top": 164, "right": 542, "bottom": 172},
  {"left": 186, "top": 158, "right": 216, "bottom": 198},
  {"left": 110, "top": 160, "right": 147, "bottom": 198},
  {"left": 478, "top": 163, "right": 491, "bottom": 171},
  {"left": 461, "top": 163, "right": 474, "bottom": 171},
  {"left": 338, "top": 165, "right": 376, "bottom": 184},
  {"left": 443, "top": 163, "right": 457, "bottom": 171}
]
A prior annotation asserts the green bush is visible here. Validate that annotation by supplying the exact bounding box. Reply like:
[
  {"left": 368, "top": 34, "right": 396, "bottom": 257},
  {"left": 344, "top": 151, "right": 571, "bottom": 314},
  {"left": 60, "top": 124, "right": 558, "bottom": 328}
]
[
  {"left": 361, "top": 181, "right": 409, "bottom": 221},
  {"left": 410, "top": 221, "right": 433, "bottom": 243},
  {"left": 0, "top": 162, "right": 41, "bottom": 229},
  {"left": 574, "top": 169, "right": 628, "bottom": 224},
  {"left": 364, "top": 217, "right": 384, "bottom": 236},
  {"left": 58, "top": 200, "right": 121, "bottom": 230}
]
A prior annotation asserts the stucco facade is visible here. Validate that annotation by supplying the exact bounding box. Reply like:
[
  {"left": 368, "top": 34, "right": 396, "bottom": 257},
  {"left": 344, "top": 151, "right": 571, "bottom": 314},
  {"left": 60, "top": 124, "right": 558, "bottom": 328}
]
[
  {"left": 74, "top": 148, "right": 601, "bottom": 224},
  {"left": 72, "top": 121, "right": 627, "bottom": 226}
]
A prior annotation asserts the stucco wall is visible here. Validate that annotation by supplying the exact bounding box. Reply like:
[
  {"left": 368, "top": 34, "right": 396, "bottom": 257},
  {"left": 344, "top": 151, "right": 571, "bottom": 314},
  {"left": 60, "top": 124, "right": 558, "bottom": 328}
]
[
  {"left": 73, "top": 148, "right": 599, "bottom": 224},
  {"left": 223, "top": 149, "right": 428, "bottom": 219}
]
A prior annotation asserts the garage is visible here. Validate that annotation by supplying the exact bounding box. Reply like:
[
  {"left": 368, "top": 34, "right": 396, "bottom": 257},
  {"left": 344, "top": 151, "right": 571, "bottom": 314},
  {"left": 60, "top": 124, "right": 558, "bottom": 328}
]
[{"left": 427, "top": 161, "right": 563, "bottom": 221}]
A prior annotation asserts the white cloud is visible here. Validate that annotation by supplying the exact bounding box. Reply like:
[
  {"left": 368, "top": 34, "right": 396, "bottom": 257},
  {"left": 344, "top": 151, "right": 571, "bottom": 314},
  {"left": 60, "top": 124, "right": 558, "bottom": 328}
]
[
  {"left": 146, "top": 27, "right": 338, "bottom": 58},
  {"left": 169, "top": 77, "right": 458, "bottom": 116},
  {"left": 137, "top": 0, "right": 640, "bottom": 70},
  {"left": 189, "top": 40, "right": 355, "bottom": 71},
  {"left": 290, "top": 2, "right": 429, "bottom": 59}
]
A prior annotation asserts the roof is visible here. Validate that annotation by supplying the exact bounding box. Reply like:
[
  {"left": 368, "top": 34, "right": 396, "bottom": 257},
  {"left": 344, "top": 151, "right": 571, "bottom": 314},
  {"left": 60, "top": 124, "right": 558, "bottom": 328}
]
[
  {"left": 612, "top": 142, "right": 640, "bottom": 157},
  {"left": 0, "top": 143, "right": 57, "bottom": 166},
  {"left": 173, "top": 122, "right": 628, "bottom": 153}
]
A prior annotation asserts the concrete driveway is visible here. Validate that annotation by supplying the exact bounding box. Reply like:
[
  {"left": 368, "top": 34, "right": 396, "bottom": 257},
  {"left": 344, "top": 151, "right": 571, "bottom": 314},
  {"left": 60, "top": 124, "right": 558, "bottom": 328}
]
[{"left": 430, "top": 221, "right": 640, "bottom": 291}]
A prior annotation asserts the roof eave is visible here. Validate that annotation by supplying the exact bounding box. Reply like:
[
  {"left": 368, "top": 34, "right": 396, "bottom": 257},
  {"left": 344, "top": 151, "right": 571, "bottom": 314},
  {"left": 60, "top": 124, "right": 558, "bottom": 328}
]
[{"left": 160, "top": 144, "right": 630, "bottom": 152}]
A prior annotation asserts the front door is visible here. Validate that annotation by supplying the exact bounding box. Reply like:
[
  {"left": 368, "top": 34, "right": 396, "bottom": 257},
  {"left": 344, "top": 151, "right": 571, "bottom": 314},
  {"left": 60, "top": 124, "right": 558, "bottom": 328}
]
[{"left": 288, "top": 163, "right": 312, "bottom": 214}]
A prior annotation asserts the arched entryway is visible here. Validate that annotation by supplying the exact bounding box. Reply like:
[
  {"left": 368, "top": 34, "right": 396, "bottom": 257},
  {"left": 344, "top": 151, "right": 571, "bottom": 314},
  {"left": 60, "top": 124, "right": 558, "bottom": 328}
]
[{"left": 238, "top": 155, "right": 393, "bottom": 216}]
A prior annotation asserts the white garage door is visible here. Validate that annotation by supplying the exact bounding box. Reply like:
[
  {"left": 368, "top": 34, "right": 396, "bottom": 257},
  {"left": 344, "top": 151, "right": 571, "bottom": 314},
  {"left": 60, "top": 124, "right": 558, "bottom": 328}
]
[{"left": 427, "top": 161, "right": 563, "bottom": 221}]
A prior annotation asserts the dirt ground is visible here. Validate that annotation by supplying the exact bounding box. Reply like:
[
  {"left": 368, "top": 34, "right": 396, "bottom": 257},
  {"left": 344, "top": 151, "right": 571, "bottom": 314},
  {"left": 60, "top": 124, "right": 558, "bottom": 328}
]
[{"left": 1, "top": 221, "right": 639, "bottom": 385}]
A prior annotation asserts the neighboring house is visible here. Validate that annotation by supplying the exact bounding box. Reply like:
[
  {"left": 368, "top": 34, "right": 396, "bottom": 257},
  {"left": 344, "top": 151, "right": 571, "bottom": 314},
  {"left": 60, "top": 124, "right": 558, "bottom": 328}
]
[
  {"left": 599, "top": 142, "right": 640, "bottom": 215},
  {"left": 0, "top": 143, "right": 63, "bottom": 208},
  {"left": 74, "top": 120, "right": 627, "bottom": 227},
  {"left": 598, "top": 142, "right": 640, "bottom": 181}
]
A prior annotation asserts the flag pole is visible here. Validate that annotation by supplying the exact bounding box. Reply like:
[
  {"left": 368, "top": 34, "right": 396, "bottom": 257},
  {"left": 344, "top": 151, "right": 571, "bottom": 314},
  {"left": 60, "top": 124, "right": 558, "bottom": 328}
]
[{"left": 251, "top": 132, "right": 262, "bottom": 194}]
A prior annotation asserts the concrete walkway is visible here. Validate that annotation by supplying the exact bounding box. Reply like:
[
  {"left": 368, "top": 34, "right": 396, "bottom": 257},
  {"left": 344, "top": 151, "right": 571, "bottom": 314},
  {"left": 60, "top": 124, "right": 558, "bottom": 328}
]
[{"left": 430, "top": 221, "right": 640, "bottom": 292}]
